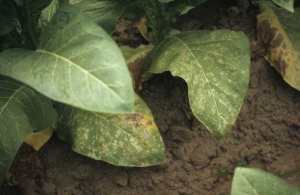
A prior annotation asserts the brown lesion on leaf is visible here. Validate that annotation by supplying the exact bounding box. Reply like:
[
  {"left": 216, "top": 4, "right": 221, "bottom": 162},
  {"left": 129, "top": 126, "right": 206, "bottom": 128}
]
[
  {"left": 274, "top": 50, "right": 289, "bottom": 76},
  {"left": 125, "top": 113, "right": 143, "bottom": 129},
  {"left": 257, "top": 20, "right": 277, "bottom": 44},
  {"left": 127, "top": 58, "right": 147, "bottom": 92},
  {"left": 257, "top": 19, "right": 289, "bottom": 76},
  {"left": 146, "top": 120, "right": 152, "bottom": 126}
]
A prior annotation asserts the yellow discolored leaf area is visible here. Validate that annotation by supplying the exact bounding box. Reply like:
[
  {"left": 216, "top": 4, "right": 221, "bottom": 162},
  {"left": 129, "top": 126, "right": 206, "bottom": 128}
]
[
  {"left": 24, "top": 126, "right": 54, "bottom": 151},
  {"left": 257, "top": 7, "right": 300, "bottom": 91}
]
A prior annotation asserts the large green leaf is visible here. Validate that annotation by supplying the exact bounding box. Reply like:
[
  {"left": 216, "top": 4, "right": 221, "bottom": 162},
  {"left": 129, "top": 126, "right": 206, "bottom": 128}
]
[
  {"left": 257, "top": 6, "right": 300, "bottom": 91},
  {"left": 0, "top": 1, "right": 135, "bottom": 113},
  {"left": 0, "top": 76, "right": 57, "bottom": 185},
  {"left": 149, "top": 30, "right": 250, "bottom": 139},
  {"left": 56, "top": 94, "right": 165, "bottom": 166},
  {"left": 231, "top": 167, "right": 300, "bottom": 195}
]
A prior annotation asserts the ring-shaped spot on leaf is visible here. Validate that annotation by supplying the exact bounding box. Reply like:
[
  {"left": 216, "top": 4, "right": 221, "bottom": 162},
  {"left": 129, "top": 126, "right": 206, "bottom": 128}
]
[
  {"left": 0, "top": 1, "right": 134, "bottom": 114},
  {"left": 56, "top": 94, "right": 165, "bottom": 167},
  {"left": 149, "top": 30, "right": 250, "bottom": 139},
  {"left": 0, "top": 76, "right": 56, "bottom": 184}
]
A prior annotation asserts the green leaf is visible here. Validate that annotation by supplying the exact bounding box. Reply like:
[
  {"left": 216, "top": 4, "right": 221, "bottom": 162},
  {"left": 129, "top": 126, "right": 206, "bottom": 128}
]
[
  {"left": 257, "top": 7, "right": 300, "bottom": 91},
  {"left": 158, "top": 0, "right": 174, "bottom": 3},
  {"left": 120, "top": 44, "right": 154, "bottom": 64},
  {"left": 0, "top": 15, "right": 15, "bottom": 35},
  {"left": 69, "top": 0, "right": 130, "bottom": 35},
  {"left": 0, "top": 1, "right": 135, "bottom": 113},
  {"left": 272, "top": 0, "right": 294, "bottom": 12},
  {"left": 39, "top": 0, "right": 60, "bottom": 31},
  {"left": 231, "top": 167, "right": 300, "bottom": 195},
  {"left": 0, "top": 76, "right": 56, "bottom": 185},
  {"left": 148, "top": 30, "right": 250, "bottom": 139},
  {"left": 56, "top": 94, "right": 165, "bottom": 166}
]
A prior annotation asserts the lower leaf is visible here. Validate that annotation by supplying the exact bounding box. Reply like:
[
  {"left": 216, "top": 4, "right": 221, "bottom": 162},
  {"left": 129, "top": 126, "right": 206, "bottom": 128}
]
[
  {"left": 56, "top": 94, "right": 165, "bottom": 166},
  {"left": 0, "top": 76, "right": 57, "bottom": 184},
  {"left": 231, "top": 167, "right": 300, "bottom": 195}
]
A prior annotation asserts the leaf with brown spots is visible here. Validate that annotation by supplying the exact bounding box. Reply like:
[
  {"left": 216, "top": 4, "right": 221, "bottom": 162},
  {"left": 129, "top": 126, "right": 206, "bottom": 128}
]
[
  {"left": 148, "top": 30, "right": 250, "bottom": 139},
  {"left": 257, "top": 6, "right": 300, "bottom": 91},
  {"left": 56, "top": 94, "right": 165, "bottom": 167}
]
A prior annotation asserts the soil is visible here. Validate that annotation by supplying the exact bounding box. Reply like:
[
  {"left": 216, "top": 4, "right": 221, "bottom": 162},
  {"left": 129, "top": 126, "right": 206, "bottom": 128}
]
[{"left": 1, "top": 0, "right": 300, "bottom": 194}]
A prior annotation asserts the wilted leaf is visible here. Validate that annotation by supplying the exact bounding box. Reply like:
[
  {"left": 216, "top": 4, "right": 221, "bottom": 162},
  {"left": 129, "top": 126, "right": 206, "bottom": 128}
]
[
  {"left": 24, "top": 126, "right": 54, "bottom": 151},
  {"left": 136, "top": 18, "right": 150, "bottom": 42},
  {"left": 272, "top": 0, "right": 294, "bottom": 12},
  {"left": 149, "top": 30, "right": 250, "bottom": 139},
  {"left": 0, "top": 1, "right": 135, "bottom": 113},
  {"left": 0, "top": 76, "right": 56, "bottom": 184},
  {"left": 257, "top": 7, "right": 300, "bottom": 91},
  {"left": 120, "top": 44, "right": 154, "bottom": 91},
  {"left": 231, "top": 167, "right": 300, "bottom": 195},
  {"left": 56, "top": 94, "right": 165, "bottom": 166}
]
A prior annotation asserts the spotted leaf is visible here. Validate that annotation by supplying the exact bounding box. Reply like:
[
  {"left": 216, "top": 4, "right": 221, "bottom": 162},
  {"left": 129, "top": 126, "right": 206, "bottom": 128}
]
[
  {"left": 257, "top": 6, "right": 300, "bottom": 91},
  {"left": 148, "top": 30, "right": 250, "bottom": 139},
  {"left": 56, "top": 94, "right": 165, "bottom": 166}
]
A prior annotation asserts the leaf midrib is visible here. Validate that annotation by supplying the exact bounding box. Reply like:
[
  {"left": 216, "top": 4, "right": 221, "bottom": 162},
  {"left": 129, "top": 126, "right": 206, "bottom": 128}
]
[
  {"left": 36, "top": 49, "right": 124, "bottom": 103},
  {"left": 0, "top": 83, "right": 26, "bottom": 116},
  {"left": 172, "top": 35, "right": 221, "bottom": 129}
]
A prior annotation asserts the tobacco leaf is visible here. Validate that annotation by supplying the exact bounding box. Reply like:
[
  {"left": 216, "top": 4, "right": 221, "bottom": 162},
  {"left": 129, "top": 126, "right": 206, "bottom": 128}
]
[
  {"left": 148, "top": 30, "right": 250, "bottom": 139},
  {"left": 257, "top": 7, "right": 300, "bottom": 91}
]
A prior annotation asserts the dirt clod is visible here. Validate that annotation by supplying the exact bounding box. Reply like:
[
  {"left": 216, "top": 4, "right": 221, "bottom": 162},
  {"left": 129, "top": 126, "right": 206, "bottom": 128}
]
[
  {"left": 167, "top": 126, "right": 194, "bottom": 143},
  {"left": 114, "top": 171, "right": 129, "bottom": 187}
]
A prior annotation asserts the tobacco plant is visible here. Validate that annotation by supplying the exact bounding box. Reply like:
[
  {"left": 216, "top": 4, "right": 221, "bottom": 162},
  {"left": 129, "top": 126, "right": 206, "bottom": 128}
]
[
  {"left": 0, "top": 0, "right": 297, "bottom": 193},
  {"left": 0, "top": 0, "right": 249, "bottom": 185}
]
